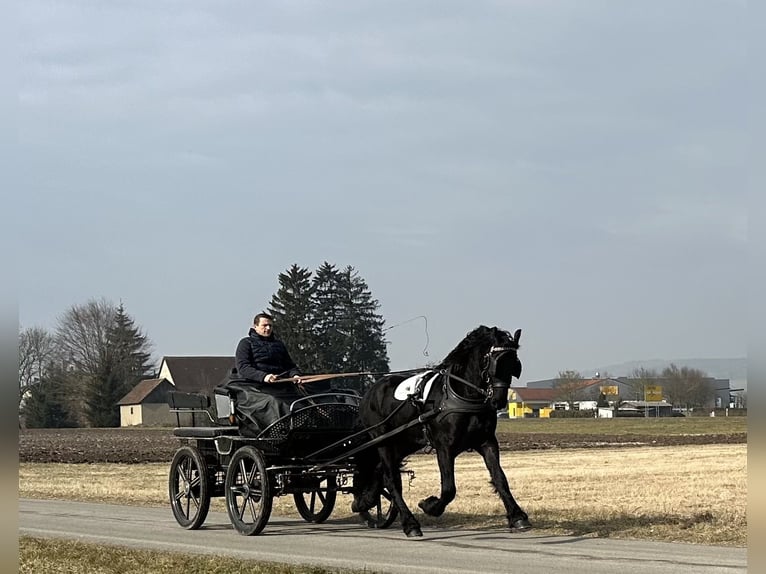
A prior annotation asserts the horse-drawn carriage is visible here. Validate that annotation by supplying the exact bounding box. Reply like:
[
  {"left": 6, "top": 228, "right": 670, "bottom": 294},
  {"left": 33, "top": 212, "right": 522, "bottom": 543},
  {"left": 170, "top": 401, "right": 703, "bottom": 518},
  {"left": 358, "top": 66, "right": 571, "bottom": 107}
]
[
  {"left": 168, "top": 385, "right": 398, "bottom": 535},
  {"left": 167, "top": 325, "right": 532, "bottom": 538}
]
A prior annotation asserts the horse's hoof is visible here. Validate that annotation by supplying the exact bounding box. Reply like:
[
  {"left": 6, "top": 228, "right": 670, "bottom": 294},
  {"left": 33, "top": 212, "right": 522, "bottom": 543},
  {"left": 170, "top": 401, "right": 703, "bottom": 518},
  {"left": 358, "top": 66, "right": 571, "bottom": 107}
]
[
  {"left": 406, "top": 527, "right": 423, "bottom": 538},
  {"left": 512, "top": 518, "right": 532, "bottom": 531},
  {"left": 418, "top": 496, "right": 443, "bottom": 517}
]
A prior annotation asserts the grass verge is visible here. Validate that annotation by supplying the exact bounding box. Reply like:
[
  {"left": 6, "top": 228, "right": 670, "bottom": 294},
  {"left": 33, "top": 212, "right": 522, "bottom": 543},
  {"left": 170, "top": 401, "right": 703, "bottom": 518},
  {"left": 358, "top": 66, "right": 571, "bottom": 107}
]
[{"left": 19, "top": 536, "right": 372, "bottom": 574}]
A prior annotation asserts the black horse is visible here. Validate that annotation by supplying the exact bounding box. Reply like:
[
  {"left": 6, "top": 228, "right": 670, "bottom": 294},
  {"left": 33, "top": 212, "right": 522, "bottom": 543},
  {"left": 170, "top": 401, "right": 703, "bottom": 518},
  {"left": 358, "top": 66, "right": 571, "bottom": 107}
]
[{"left": 352, "top": 325, "right": 531, "bottom": 537}]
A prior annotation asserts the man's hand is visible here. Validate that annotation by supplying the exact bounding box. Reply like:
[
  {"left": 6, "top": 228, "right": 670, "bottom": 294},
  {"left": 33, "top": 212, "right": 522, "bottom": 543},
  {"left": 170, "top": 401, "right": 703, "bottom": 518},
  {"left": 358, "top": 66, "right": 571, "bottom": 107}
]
[
  {"left": 293, "top": 375, "right": 302, "bottom": 384},
  {"left": 264, "top": 374, "right": 278, "bottom": 383}
]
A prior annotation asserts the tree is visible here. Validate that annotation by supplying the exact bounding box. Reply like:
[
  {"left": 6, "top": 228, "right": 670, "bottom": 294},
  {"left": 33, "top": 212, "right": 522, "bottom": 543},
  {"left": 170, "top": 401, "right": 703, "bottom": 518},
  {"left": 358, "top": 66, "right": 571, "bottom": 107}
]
[
  {"left": 268, "top": 264, "right": 318, "bottom": 372},
  {"left": 661, "top": 364, "right": 713, "bottom": 410},
  {"left": 268, "top": 262, "right": 390, "bottom": 391},
  {"left": 108, "top": 302, "right": 154, "bottom": 383},
  {"left": 18, "top": 326, "right": 56, "bottom": 409},
  {"left": 84, "top": 303, "right": 154, "bottom": 427},
  {"left": 627, "top": 367, "right": 660, "bottom": 401},
  {"left": 84, "top": 350, "right": 125, "bottom": 427},
  {"left": 311, "top": 262, "right": 347, "bottom": 373},
  {"left": 553, "top": 370, "right": 585, "bottom": 410},
  {"left": 56, "top": 298, "right": 115, "bottom": 372},
  {"left": 22, "top": 364, "right": 76, "bottom": 428},
  {"left": 55, "top": 299, "right": 154, "bottom": 427},
  {"left": 333, "top": 266, "right": 389, "bottom": 390}
]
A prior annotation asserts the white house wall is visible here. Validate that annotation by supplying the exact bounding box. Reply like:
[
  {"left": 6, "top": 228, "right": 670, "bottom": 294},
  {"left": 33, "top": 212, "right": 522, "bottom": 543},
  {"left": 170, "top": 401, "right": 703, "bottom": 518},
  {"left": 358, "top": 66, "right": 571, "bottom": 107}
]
[
  {"left": 120, "top": 404, "right": 176, "bottom": 427},
  {"left": 120, "top": 405, "right": 142, "bottom": 427},
  {"left": 158, "top": 361, "right": 175, "bottom": 385}
]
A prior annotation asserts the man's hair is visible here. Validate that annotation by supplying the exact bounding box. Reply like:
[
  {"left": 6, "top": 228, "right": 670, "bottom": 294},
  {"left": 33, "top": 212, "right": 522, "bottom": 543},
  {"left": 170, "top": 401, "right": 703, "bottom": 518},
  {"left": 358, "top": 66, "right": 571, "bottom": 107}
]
[{"left": 253, "top": 312, "right": 274, "bottom": 325}]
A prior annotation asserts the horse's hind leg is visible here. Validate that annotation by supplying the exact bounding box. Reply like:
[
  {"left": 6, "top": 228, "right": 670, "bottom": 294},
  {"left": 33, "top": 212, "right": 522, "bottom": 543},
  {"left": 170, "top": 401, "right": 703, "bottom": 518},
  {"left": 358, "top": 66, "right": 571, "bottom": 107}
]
[
  {"left": 379, "top": 447, "right": 423, "bottom": 537},
  {"left": 478, "top": 438, "right": 532, "bottom": 531},
  {"left": 418, "top": 447, "right": 456, "bottom": 517}
]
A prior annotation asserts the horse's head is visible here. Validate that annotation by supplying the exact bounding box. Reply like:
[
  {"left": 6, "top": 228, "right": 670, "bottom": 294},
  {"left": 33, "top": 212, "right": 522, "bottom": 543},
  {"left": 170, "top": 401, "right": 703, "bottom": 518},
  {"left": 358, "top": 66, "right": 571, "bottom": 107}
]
[
  {"left": 440, "top": 325, "right": 522, "bottom": 410},
  {"left": 483, "top": 327, "right": 522, "bottom": 410}
]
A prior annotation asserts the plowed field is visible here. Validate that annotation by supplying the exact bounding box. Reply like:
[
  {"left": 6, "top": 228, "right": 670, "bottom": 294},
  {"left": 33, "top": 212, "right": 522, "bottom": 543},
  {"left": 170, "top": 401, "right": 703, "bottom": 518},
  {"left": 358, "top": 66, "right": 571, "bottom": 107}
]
[{"left": 18, "top": 426, "right": 747, "bottom": 464}]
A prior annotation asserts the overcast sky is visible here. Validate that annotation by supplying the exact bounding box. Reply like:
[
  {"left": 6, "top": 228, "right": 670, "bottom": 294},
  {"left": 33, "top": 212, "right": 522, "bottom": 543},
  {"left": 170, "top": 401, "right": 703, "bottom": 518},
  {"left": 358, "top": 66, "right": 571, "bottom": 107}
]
[{"left": 13, "top": 0, "right": 748, "bottom": 383}]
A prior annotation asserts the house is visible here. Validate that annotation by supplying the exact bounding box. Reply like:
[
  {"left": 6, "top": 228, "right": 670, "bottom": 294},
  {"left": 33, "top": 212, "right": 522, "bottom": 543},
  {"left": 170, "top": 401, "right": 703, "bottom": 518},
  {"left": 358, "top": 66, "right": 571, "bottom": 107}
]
[
  {"left": 117, "top": 378, "right": 175, "bottom": 427},
  {"left": 507, "top": 387, "right": 558, "bottom": 418},
  {"left": 118, "top": 356, "right": 235, "bottom": 427}
]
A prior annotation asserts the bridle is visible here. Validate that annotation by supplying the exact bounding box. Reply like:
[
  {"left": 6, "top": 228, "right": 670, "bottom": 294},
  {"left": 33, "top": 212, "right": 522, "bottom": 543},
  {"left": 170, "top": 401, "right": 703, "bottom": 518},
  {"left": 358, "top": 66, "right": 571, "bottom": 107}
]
[
  {"left": 441, "top": 344, "right": 518, "bottom": 407},
  {"left": 482, "top": 345, "right": 518, "bottom": 401}
]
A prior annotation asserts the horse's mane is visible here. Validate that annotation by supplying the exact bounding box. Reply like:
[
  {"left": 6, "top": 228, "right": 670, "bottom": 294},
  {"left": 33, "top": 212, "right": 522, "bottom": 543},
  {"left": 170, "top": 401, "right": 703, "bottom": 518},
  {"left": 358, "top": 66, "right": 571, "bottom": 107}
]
[{"left": 437, "top": 325, "right": 515, "bottom": 369}]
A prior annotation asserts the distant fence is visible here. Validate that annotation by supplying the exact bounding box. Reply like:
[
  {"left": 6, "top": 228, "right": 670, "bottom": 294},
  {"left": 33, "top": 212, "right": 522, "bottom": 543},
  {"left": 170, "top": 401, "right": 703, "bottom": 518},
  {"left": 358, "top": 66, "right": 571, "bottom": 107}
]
[{"left": 687, "top": 408, "right": 747, "bottom": 417}]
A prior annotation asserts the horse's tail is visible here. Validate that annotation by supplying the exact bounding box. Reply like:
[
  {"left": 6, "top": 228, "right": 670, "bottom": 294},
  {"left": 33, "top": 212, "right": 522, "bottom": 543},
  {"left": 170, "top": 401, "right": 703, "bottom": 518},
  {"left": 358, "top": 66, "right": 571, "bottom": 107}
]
[{"left": 351, "top": 439, "right": 382, "bottom": 513}]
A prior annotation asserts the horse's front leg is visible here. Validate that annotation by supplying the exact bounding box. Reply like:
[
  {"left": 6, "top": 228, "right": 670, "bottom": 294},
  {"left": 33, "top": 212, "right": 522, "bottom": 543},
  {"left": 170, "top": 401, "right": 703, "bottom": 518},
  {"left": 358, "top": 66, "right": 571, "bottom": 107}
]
[
  {"left": 477, "top": 437, "right": 532, "bottom": 531},
  {"left": 418, "top": 446, "right": 456, "bottom": 517}
]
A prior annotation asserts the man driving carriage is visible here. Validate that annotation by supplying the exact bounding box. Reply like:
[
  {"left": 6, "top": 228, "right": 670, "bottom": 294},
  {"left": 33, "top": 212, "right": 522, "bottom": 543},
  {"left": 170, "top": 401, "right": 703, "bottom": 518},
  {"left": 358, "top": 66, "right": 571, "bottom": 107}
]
[{"left": 226, "top": 312, "right": 306, "bottom": 434}]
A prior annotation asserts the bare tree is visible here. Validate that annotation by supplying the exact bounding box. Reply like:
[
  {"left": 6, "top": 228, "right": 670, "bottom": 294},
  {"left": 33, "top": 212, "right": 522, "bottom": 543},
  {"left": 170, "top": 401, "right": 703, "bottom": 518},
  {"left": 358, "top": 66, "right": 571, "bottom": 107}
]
[
  {"left": 54, "top": 298, "right": 155, "bottom": 427},
  {"left": 662, "top": 364, "right": 713, "bottom": 410},
  {"left": 554, "top": 370, "right": 585, "bottom": 409},
  {"left": 18, "top": 326, "right": 56, "bottom": 407},
  {"left": 56, "top": 298, "right": 116, "bottom": 374},
  {"left": 627, "top": 367, "right": 660, "bottom": 401}
]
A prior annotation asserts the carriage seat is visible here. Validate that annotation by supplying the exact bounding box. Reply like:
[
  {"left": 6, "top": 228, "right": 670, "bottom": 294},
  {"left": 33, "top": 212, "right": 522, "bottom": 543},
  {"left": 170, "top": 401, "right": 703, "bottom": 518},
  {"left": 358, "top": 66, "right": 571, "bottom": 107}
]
[{"left": 167, "top": 390, "right": 220, "bottom": 428}]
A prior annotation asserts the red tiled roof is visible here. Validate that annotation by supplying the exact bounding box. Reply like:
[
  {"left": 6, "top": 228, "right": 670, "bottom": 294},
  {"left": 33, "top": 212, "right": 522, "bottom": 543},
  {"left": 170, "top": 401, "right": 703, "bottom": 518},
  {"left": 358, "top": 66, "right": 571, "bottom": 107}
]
[
  {"left": 510, "top": 387, "right": 558, "bottom": 402},
  {"left": 117, "top": 378, "right": 169, "bottom": 405}
]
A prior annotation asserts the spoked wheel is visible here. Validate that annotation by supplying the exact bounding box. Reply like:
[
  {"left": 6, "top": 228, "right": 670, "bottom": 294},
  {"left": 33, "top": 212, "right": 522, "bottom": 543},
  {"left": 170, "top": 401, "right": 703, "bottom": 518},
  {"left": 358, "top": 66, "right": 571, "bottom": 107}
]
[
  {"left": 225, "top": 445, "right": 272, "bottom": 536},
  {"left": 359, "top": 485, "right": 398, "bottom": 529},
  {"left": 168, "top": 445, "right": 210, "bottom": 530},
  {"left": 293, "top": 475, "right": 338, "bottom": 523}
]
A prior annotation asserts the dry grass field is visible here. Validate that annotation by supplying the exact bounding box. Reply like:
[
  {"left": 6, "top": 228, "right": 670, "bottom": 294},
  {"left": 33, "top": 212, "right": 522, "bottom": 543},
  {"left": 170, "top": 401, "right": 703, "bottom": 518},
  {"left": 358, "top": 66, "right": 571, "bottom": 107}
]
[
  {"left": 19, "top": 443, "right": 747, "bottom": 546},
  {"left": 19, "top": 420, "right": 748, "bottom": 573}
]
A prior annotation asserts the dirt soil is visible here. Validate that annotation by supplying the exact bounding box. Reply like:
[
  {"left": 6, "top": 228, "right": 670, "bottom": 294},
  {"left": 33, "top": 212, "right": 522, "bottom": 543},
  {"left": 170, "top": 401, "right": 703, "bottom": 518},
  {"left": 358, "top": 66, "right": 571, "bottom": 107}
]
[{"left": 18, "top": 428, "right": 747, "bottom": 464}]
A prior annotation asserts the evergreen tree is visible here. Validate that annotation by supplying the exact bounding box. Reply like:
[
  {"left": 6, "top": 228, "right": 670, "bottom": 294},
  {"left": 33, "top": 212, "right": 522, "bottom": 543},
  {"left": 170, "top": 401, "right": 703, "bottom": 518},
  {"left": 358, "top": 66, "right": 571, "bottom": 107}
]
[
  {"left": 108, "top": 302, "right": 154, "bottom": 384},
  {"left": 22, "top": 364, "right": 76, "bottom": 428},
  {"left": 268, "top": 264, "right": 317, "bottom": 372},
  {"left": 334, "top": 266, "right": 389, "bottom": 390},
  {"left": 85, "top": 303, "right": 154, "bottom": 427},
  {"left": 84, "top": 349, "right": 125, "bottom": 427},
  {"left": 266, "top": 262, "right": 390, "bottom": 391},
  {"left": 311, "top": 262, "right": 347, "bottom": 373}
]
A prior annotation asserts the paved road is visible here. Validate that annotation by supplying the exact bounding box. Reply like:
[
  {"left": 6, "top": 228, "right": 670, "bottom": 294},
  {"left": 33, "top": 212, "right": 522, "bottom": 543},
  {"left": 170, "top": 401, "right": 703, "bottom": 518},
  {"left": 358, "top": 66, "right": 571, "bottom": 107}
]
[{"left": 19, "top": 499, "right": 747, "bottom": 574}]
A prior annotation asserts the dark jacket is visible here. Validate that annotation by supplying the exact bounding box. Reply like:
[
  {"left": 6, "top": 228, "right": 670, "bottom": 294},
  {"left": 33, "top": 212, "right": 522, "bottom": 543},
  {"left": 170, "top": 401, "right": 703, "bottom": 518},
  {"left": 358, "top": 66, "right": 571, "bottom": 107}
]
[{"left": 235, "top": 328, "right": 300, "bottom": 383}]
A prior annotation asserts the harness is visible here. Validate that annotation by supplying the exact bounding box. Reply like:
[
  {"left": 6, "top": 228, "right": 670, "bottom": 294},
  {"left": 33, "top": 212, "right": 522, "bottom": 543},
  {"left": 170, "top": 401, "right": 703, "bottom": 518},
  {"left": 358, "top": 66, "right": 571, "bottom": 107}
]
[{"left": 308, "top": 344, "right": 518, "bottom": 469}]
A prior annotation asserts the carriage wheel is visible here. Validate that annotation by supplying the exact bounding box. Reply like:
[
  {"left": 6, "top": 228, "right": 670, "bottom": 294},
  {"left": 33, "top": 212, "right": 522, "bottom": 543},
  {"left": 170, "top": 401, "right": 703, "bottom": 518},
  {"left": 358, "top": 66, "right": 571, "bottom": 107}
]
[
  {"left": 293, "top": 475, "right": 338, "bottom": 523},
  {"left": 359, "top": 485, "right": 398, "bottom": 529},
  {"left": 168, "top": 445, "right": 210, "bottom": 530},
  {"left": 225, "top": 445, "right": 272, "bottom": 536}
]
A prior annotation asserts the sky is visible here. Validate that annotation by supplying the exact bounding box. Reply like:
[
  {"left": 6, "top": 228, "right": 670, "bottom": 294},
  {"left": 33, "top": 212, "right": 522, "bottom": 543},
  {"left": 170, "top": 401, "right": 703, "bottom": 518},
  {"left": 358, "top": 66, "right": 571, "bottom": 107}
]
[{"left": 12, "top": 0, "right": 749, "bottom": 384}]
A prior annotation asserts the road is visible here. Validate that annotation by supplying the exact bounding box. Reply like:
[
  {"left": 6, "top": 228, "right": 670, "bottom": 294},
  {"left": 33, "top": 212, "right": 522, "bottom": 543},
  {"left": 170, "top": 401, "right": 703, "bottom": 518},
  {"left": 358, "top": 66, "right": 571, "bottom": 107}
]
[{"left": 19, "top": 499, "right": 747, "bottom": 574}]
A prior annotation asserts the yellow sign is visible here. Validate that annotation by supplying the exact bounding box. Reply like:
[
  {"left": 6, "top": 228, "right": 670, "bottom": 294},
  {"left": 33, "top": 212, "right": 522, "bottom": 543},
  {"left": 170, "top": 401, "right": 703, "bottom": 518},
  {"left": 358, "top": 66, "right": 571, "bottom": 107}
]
[
  {"left": 645, "top": 385, "right": 663, "bottom": 401},
  {"left": 600, "top": 385, "right": 619, "bottom": 396}
]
